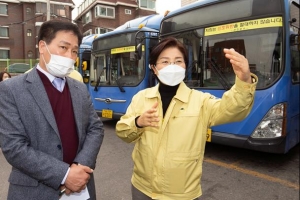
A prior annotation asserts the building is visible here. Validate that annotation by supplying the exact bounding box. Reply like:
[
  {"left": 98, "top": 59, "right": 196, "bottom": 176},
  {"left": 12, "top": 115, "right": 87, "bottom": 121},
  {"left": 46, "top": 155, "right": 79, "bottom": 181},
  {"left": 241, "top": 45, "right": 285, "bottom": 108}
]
[
  {"left": 0, "top": 0, "right": 74, "bottom": 71},
  {"left": 73, "top": 0, "right": 157, "bottom": 36},
  {"left": 0, "top": 0, "right": 197, "bottom": 72}
]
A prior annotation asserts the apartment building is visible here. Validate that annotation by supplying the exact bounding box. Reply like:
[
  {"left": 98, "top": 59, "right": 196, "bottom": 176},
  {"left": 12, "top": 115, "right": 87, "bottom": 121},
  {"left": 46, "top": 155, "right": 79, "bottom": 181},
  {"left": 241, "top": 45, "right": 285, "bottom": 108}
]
[
  {"left": 73, "top": 0, "right": 157, "bottom": 36},
  {"left": 0, "top": 0, "right": 74, "bottom": 70}
]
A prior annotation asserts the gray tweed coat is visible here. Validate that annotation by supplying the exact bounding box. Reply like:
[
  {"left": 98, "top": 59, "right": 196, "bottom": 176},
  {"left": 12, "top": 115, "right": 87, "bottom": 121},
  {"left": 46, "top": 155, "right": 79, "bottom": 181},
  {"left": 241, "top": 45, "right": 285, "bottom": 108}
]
[{"left": 0, "top": 68, "right": 104, "bottom": 200}]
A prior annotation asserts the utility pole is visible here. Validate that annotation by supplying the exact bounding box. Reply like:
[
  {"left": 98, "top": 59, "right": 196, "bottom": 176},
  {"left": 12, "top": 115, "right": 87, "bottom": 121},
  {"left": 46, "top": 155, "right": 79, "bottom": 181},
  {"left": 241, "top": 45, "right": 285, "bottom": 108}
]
[{"left": 46, "top": 0, "right": 50, "bottom": 21}]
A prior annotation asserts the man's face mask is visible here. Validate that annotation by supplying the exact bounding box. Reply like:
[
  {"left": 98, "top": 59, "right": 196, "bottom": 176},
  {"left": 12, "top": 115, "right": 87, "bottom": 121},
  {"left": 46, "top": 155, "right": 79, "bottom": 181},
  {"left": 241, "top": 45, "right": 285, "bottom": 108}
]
[{"left": 42, "top": 42, "right": 75, "bottom": 78}]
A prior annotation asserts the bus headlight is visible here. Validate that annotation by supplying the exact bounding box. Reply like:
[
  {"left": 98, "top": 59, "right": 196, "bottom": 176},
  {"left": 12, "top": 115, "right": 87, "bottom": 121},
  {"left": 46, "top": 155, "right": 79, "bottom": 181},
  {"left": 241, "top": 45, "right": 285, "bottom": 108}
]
[{"left": 251, "top": 103, "right": 286, "bottom": 138}]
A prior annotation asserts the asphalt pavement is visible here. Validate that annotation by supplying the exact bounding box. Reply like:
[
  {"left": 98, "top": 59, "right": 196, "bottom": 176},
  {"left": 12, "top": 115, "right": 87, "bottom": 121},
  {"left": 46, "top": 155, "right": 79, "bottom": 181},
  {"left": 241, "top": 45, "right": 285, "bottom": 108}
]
[{"left": 0, "top": 119, "right": 299, "bottom": 200}]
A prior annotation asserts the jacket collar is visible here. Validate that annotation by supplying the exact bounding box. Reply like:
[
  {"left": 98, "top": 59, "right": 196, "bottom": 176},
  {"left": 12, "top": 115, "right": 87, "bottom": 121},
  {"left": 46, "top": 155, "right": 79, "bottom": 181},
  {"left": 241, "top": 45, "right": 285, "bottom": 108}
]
[{"left": 145, "top": 82, "right": 191, "bottom": 103}]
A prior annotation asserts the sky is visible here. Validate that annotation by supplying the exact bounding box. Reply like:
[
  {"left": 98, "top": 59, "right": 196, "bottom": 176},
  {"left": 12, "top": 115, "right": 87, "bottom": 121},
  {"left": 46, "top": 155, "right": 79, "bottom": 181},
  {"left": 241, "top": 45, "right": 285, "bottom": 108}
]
[{"left": 72, "top": 0, "right": 181, "bottom": 19}]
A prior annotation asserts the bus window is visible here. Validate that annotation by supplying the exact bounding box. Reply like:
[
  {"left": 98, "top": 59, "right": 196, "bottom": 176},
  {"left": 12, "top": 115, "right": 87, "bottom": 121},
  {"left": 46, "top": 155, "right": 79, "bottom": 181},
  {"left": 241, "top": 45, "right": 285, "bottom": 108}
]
[
  {"left": 204, "top": 24, "right": 283, "bottom": 89},
  {"left": 110, "top": 51, "right": 145, "bottom": 86},
  {"left": 290, "top": 1, "right": 300, "bottom": 83},
  {"left": 91, "top": 54, "right": 107, "bottom": 86},
  {"left": 291, "top": 31, "right": 300, "bottom": 82},
  {"left": 177, "top": 23, "right": 283, "bottom": 89}
]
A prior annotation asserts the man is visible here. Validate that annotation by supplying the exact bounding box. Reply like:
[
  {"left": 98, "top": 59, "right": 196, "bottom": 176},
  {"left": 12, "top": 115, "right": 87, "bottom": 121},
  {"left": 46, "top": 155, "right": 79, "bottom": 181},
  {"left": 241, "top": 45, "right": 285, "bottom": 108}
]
[{"left": 0, "top": 20, "right": 104, "bottom": 200}]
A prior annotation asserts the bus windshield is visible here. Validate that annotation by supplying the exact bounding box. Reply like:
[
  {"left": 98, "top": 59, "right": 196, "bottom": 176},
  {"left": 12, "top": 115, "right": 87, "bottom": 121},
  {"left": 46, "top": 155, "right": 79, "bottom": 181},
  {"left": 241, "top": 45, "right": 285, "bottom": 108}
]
[
  {"left": 91, "top": 33, "right": 145, "bottom": 87},
  {"left": 176, "top": 17, "right": 283, "bottom": 89},
  {"left": 110, "top": 51, "right": 144, "bottom": 86}
]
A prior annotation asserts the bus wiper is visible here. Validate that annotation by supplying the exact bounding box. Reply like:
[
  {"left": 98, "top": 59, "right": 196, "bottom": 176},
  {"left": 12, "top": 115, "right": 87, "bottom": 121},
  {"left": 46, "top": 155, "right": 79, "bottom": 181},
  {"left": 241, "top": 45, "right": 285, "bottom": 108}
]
[
  {"left": 115, "top": 78, "right": 125, "bottom": 93},
  {"left": 94, "top": 68, "right": 105, "bottom": 92},
  {"left": 206, "top": 58, "right": 231, "bottom": 90},
  {"left": 94, "top": 75, "right": 101, "bottom": 91}
]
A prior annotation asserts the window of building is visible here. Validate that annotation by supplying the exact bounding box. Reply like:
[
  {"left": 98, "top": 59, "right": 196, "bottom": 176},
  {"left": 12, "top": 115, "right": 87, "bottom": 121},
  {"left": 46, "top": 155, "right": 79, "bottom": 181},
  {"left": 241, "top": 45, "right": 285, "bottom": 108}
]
[
  {"left": 0, "top": 27, "right": 9, "bottom": 38},
  {"left": 95, "top": 5, "right": 115, "bottom": 18},
  {"left": 83, "top": 11, "right": 91, "bottom": 24},
  {"left": 36, "top": 2, "right": 46, "bottom": 14},
  {"left": 27, "top": 29, "right": 32, "bottom": 37},
  {"left": 27, "top": 51, "right": 33, "bottom": 58},
  {"left": 35, "top": 24, "right": 41, "bottom": 36},
  {"left": 26, "top": 7, "right": 32, "bottom": 15},
  {"left": 51, "top": 4, "right": 66, "bottom": 17},
  {"left": 0, "top": 49, "right": 9, "bottom": 59},
  {"left": 139, "top": 0, "right": 155, "bottom": 10},
  {"left": 84, "top": 0, "right": 88, "bottom": 9},
  {"left": 125, "top": 9, "right": 131, "bottom": 15},
  {"left": 95, "top": 27, "right": 112, "bottom": 34},
  {"left": 83, "top": 29, "right": 92, "bottom": 36},
  {"left": 0, "top": 3, "right": 7, "bottom": 15}
]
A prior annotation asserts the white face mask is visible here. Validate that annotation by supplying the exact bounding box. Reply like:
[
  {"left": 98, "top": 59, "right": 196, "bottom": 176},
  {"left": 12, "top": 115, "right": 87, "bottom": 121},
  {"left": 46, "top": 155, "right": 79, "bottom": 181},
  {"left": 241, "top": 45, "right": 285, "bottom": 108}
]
[
  {"left": 42, "top": 42, "right": 75, "bottom": 78},
  {"left": 157, "top": 64, "right": 185, "bottom": 86}
]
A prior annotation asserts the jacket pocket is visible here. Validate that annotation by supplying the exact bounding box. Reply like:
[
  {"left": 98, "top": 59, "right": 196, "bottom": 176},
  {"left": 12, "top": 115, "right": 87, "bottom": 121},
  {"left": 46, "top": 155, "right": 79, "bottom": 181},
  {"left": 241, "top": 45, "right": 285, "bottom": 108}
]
[
  {"left": 9, "top": 169, "right": 39, "bottom": 187},
  {"left": 164, "top": 151, "right": 202, "bottom": 194},
  {"left": 132, "top": 145, "right": 152, "bottom": 184}
]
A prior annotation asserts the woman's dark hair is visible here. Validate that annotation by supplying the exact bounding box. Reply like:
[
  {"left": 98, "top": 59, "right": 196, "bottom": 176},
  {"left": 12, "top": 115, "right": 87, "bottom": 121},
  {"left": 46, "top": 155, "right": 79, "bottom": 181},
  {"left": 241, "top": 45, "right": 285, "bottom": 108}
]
[
  {"left": 38, "top": 20, "right": 83, "bottom": 46},
  {"left": 0, "top": 71, "right": 11, "bottom": 82},
  {"left": 149, "top": 37, "right": 188, "bottom": 66}
]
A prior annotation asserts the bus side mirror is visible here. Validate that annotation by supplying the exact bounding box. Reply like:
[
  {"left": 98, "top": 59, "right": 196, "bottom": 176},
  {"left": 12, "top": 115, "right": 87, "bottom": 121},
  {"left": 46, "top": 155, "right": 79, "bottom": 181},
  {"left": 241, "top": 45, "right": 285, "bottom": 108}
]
[
  {"left": 83, "top": 76, "right": 89, "bottom": 83},
  {"left": 135, "top": 43, "right": 142, "bottom": 60},
  {"left": 82, "top": 61, "right": 87, "bottom": 71},
  {"left": 75, "top": 57, "right": 79, "bottom": 67}
]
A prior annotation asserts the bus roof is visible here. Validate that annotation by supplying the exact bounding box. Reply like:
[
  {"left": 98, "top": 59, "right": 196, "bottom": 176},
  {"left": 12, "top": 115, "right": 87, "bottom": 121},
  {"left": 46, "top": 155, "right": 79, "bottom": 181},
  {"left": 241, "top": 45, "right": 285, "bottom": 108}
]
[
  {"left": 161, "top": 0, "right": 284, "bottom": 36},
  {"left": 94, "top": 26, "right": 160, "bottom": 40},
  {"left": 165, "top": 0, "right": 219, "bottom": 18},
  {"left": 80, "top": 34, "right": 98, "bottom": 48},
  {"left": 93, "top": 14, "right": 164, "bottom": 41},
  {"left": 115, "top": 14, "right": 164, "bottom": 31}
]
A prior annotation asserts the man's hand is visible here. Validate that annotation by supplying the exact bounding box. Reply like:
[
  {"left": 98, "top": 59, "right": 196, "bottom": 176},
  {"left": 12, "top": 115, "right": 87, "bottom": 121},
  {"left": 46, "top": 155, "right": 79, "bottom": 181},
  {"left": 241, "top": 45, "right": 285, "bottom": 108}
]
[
  {"left": 136, "top": 102, "right": 160, "bottom": 127},
  {"left": 64, "top": 164, "right": 92, "bottom": 193},
  {"left": 224, "top": 48, "right": 252, "bottom": 83}
]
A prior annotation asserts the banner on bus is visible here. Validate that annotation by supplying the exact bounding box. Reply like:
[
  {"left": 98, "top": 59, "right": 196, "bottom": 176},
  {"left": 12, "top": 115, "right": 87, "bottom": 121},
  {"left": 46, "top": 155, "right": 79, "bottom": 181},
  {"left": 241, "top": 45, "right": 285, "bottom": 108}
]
[
  {"left": 111, "top": 45, "right": 145, "bottom": 54},
  {"left": 204, "top": 17, "right": 282, "bottom": 36}
]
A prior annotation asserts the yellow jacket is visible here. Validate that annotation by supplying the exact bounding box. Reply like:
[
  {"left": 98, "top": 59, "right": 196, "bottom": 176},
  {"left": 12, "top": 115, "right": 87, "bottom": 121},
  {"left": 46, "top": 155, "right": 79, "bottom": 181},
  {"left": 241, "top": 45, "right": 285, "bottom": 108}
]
[{"left": 116, "top": 75, "right": 257, "bottom": 200}]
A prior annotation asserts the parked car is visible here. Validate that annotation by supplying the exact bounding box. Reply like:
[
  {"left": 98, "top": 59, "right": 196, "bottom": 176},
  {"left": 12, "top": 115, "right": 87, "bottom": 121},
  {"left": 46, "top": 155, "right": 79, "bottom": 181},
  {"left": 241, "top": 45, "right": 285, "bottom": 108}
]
[{"left": 6, "top": 63, "right": 31, "bottom": 73}]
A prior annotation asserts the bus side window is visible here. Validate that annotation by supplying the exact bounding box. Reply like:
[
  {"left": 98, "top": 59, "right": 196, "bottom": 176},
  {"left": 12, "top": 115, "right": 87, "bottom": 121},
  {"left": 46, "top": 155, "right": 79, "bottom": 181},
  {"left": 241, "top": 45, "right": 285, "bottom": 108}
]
[
  {"left": 290, "top": 1, "right": 299, "bottom": 83},
  {"left": 291, "top": 49, "right": 300, "bottom": 82}
]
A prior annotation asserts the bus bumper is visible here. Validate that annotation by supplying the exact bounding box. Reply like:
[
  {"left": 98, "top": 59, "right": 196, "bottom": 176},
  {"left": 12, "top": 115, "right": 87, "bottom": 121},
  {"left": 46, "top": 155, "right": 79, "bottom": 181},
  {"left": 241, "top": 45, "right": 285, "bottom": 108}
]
[{"left": 211, "top": 131, "right": 287, "bottom": 154}]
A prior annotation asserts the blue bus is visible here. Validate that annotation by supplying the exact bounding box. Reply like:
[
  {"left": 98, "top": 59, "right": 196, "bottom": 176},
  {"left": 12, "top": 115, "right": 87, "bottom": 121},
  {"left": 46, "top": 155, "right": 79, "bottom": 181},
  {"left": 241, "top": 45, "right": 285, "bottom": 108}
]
[
  {"left": 89, "top": 14, "right": 164, "bottom": 119},
  {"left": 156, "top": 0, "right": 299, "bottom": 153},
  {"left": 76, "top": 34, "right": 98, "bottom": 84}
]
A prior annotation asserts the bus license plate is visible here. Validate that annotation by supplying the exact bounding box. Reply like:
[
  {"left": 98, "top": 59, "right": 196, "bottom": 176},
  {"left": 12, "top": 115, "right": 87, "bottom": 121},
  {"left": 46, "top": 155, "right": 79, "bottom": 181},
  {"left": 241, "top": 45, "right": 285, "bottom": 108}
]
[
  {"left": 206, "top": 128, "right": 212, "bottom": 142},
  {"left": 102, "top": 109, "right": 113, "bottom": 119}
]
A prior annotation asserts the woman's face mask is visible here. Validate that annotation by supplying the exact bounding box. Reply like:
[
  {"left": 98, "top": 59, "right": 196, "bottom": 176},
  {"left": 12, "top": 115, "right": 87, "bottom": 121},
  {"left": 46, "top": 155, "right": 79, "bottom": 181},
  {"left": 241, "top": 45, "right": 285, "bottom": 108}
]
[
  {"left": 156, "top": 64, "right": 186, "bottom": 86},
  {"left": 42, "top": 42, "right": 75, "bottom": 78}
]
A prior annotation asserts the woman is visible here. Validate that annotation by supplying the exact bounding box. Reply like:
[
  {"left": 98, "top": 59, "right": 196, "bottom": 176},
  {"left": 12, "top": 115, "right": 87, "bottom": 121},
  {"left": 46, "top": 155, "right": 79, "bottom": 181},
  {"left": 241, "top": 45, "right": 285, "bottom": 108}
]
[
  {"left": 116, "top": 37, "right": 257, "bottom": 200},
  {"left": 0, "top": 71, "right": 11, "bottom": 82}
]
